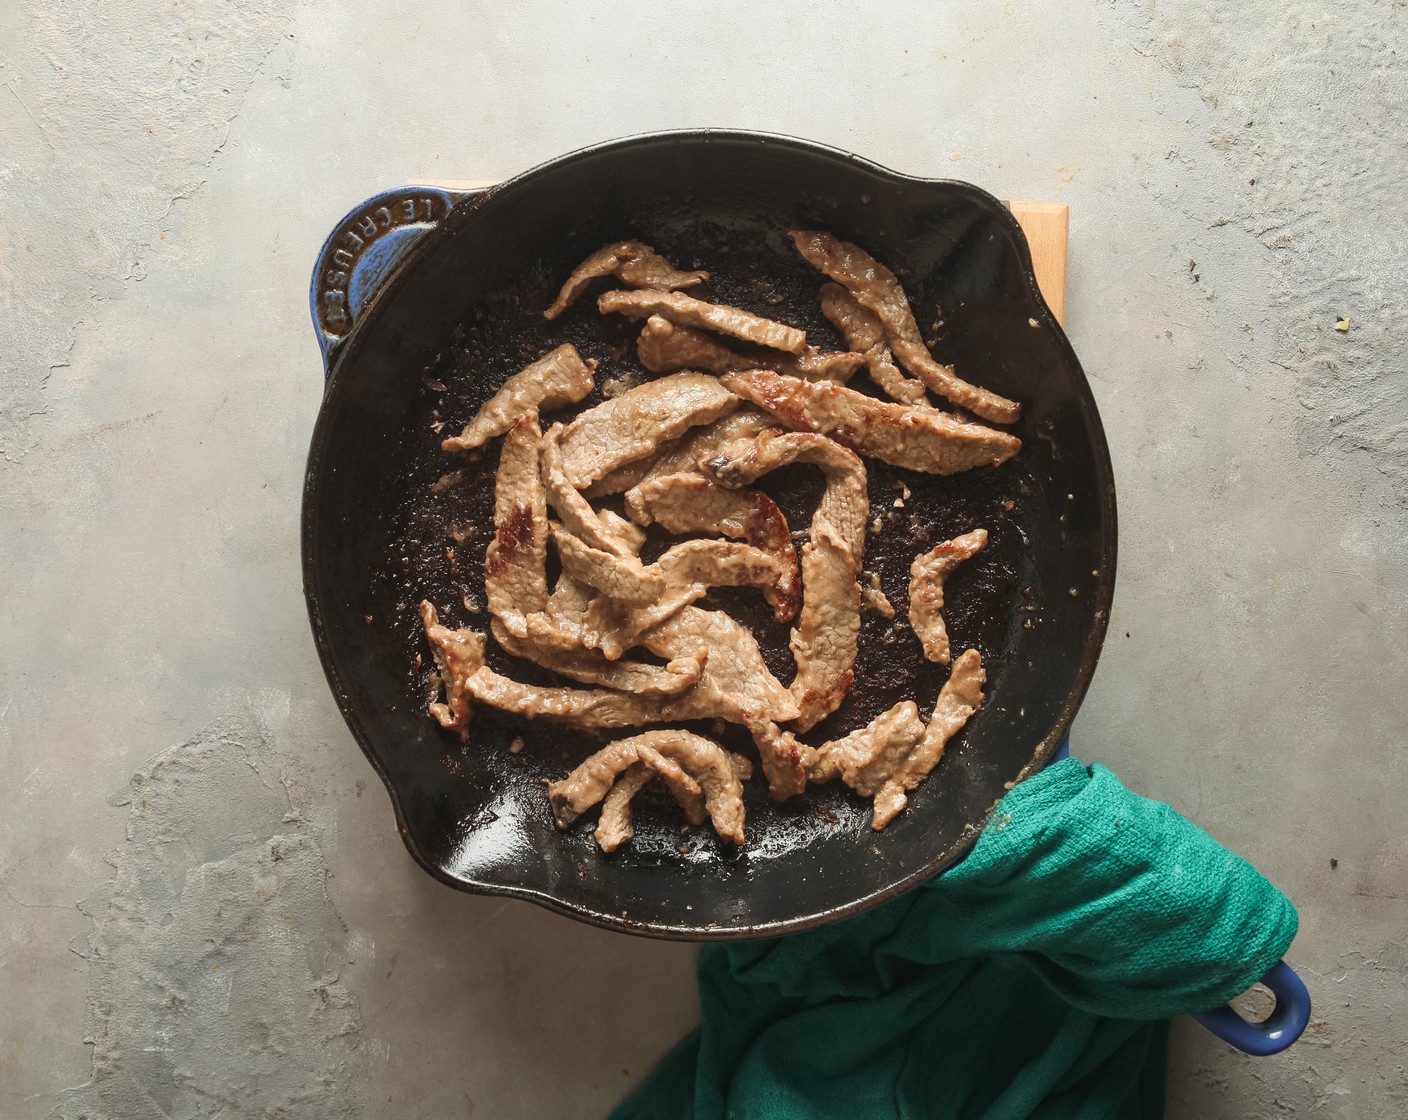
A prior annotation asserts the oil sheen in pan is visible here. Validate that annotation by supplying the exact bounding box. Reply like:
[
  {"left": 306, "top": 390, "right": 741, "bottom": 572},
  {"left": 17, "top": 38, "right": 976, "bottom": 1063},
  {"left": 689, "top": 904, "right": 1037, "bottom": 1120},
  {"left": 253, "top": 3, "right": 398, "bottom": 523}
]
[{"left": 375, "top": 217, "right": 1038, "bottom": 859}]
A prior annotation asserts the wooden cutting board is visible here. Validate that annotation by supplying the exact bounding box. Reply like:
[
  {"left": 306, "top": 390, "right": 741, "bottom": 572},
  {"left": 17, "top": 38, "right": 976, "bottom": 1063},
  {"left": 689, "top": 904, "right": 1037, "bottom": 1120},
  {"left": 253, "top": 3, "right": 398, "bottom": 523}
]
[{"left": 1007, "top": 200, "right": 1069, "bottom": 327}]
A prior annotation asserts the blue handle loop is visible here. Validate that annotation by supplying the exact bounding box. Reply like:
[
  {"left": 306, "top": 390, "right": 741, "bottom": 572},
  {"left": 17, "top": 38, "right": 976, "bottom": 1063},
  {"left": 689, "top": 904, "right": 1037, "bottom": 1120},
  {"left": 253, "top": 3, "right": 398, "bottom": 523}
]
[
  {"left": 1056, "top": 738, "right": 1309, "bottom": 1055},
  {"left": 1191, "top": 960, "right": 1311, "bottom": 1056},
  {"left": 309, "top": 184, "right": 489, "bottom": 375}
]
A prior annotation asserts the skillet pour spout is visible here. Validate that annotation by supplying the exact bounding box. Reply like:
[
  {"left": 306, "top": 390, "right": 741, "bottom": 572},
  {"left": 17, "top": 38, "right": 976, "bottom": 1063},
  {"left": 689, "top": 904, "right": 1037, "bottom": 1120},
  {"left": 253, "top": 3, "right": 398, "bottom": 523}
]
[{"left": 301, "top": 129, "right": 1117, "bottom": 939}]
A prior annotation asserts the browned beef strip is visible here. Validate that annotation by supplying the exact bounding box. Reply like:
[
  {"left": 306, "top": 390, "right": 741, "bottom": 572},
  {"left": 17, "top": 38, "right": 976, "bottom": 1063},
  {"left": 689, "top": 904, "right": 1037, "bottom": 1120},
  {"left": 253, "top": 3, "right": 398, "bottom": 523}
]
[
  {"left": 544, "top": 241, "right": 709, "bottom": 320},
  {"left": 598, "top": 289, "right": 807, "bottom": 354},
  {"left": 790, "top": 230, "right": 1021, "bottom": 424},
  {"left": 442, "top": 344, "right": 595, "bottom": 452},
  {"left": 721, "top": 368, "right": 1020, "bottom": 475}
]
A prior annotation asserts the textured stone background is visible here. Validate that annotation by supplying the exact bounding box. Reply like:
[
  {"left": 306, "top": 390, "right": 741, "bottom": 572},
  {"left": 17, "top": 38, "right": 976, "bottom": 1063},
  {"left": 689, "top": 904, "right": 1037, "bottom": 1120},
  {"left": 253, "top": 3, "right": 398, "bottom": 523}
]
[{"left": 2, "top": 2, "right": 1404, "bottom": 1116}]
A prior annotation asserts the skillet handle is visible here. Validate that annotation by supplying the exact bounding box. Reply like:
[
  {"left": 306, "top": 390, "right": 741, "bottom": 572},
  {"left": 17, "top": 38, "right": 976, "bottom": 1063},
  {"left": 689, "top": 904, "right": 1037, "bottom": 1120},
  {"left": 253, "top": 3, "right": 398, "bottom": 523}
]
[
  {"left": 1191, "top": 960, "right": 1311, "bottom": 1056},
  {"left": 309, "top": 183, "right": 493, "bottom": 375},
  {"left": 1061, "top": 738, "right": 1310, "bottom": 1055}
]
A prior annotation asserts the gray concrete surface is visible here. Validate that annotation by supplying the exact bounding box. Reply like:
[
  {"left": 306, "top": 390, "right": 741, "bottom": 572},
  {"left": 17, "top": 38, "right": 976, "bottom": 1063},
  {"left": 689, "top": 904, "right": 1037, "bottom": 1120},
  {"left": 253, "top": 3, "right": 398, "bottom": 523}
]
[{"left": 2, "top": 1, "right": 1404, "bottom": 1116}]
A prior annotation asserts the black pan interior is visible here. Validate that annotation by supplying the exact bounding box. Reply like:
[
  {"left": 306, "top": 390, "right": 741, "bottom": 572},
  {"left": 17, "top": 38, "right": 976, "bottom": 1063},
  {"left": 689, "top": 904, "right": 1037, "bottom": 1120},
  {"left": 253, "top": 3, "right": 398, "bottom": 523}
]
[{"left": 302, "top": 133, "right": 1116, "bottom": 938}]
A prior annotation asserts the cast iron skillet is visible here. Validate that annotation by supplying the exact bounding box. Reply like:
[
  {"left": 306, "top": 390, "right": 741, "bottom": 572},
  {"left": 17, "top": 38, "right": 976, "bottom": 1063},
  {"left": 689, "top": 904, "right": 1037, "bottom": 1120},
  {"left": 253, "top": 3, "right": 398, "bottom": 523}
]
[{"left": 302, "top": 130, "right": 1117, "bottom": 939}]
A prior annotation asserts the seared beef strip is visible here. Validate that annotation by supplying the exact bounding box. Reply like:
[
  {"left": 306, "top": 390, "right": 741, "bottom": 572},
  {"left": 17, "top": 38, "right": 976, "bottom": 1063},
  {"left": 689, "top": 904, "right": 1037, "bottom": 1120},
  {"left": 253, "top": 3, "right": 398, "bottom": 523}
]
[
  {"left": 519, "top": 570, "right": 608, "bottom": 658},
  {"left": 542, "top": 423, "right": 643, "bottom": 557},
  {"left": 463, "top": 668, "right": 669, "bottom": 730},
  {"left": 637, "top": 315, "right": 864, "bottom": 382},
  {"left": 786, "top": 523, "right": 862, "bottom": 732},
  {"left": 546, "top": 571, "right": 594, "bottom": 623},
  {"left": 721, "top": 369, "right": 1021, "bottom": 475},
  {"left": 421, "top": 602, "right": 672, "bottom": 730},
  {"left": 442, "top": 344, "right": 596, "bottom": 452},
  {"left": 595, "top": 409, "right": 769, "bottom": 499},
  {"left": 732, "top": 715, "right": 810, "bottom": 801},
  {"left": 483, "top": 415, "right": 549, "bottom": 639},
  {"left": 581, "top": 539, "right": 796, "bottom": 659},
  {"left": 642, "top": 607, "right": 799, "bottom": 723},
  {"left": 490, "top": 615, "right": 706, "bottom": 695},
  {"left": 806, "top": 700, "right": 925, "bottom": 794},
  {"left": 598, "top": 509, "right": 647, "bottom": 554},
  {"left": 908, "top": 529, "right": 988, "bottom": 664},
  {"left": 549, "top": 738, "right": 705, "bottom": 826},
  {"left": 790, "top": 230, "right": 1021, "bottom": 424},
  {"left": 871, "top": 649, "right": 986, "bottom": 829},
  {"left": 420, "top": 601, "right": 483, "bottom": 738},
  {"left": 626, "top": 473, "right": 799, "bottom": 616},
  {"left": 639, "top": 536, "right": 793, "bottom": 617},
  {"left": 557, "top": 371, "right": 738, "bottom": 488},
  {"left": 641, "top": 606, "right": 804, "bottom": 797},
  {"left": 703, "top": 428, "right": 868, "bottom": 731},
  {"left": 598, "top": 290, "right": 807, "bottom": 354},
  {"left": 544, "top": 241, "right": 709, "bottom": 320},
  {"left": 702, "top": 427, "right": 868, "bottom": 563},
  {"left": 552, "top": 524, "right": 666, "bottom": 605},
  {"left": 818, "top": 284, "right": 929, "bottom": 405},
  {"left": 548, "top": 730, "right": 752, "bottom": 845},
  {"left": 553, "top": 744, "right": 706, "bottom": 830},
  {"left": 593, "top": 764, "right": 658, "bottom": 852}
]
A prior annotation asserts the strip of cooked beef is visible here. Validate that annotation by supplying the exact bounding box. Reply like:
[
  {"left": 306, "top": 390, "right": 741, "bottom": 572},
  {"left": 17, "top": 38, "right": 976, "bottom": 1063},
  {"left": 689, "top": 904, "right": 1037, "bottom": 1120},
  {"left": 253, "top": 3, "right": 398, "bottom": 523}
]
[
  {"left": 806, "top": 700, "right": 925, "bottom": 793},
  {"left": 702, "top": 427, "right": 867, "bottom": 731},
  {"left": 637, "top": 315, "right": 864, "bottom": 382},
  {"left": 551, "top": 524, "right": 666, "bottom": 605},
  {"left": 643, "top": 609, "right": 797, "bottom": 718},
  {"left": 789, "top": 231, "right": 1021, "bottom": 424},
  {"left": 870, "top": 649, "right": 986, "bottom": 829},
  {"left": 518, "top": 570, "right": 606, "bottom": 657},
  {"left": 598, "top": 290, "right": 807, "bottom": 354},
  {"left": 465, "top": 667, "right": 670, "bottom": 729},
  {"left": 593, "top": 764, "right": 658, "bottom": 852},
  {"left": 543, "top": 241, "right": 709, "bottom": 320},
  {"left": 786, "top": 523, "right": 862, "bottom": 731},
  {"left": 541, "top": 422, "right": 644, "bottom": 557},
  {"left": 419, "top": 601, "right": 483, "bottom": 738},
  {"left": 641, "top": 607, "right": 803, "bottom": 785},
  {"left": 598, "top": 509, "right": 646, "bottom": 554},
  {"left": 522, "top": 611, "right": 592, "bottom": 655},
  {"left": 626, "top": 473, "right": 799, "bottom": 615},
  {"left": 818, "top": 284, "right": 929, "bottom": 405},
  {"left": 550, "top": 742, "right": 705, "bottom": 827},
  {"left": 483, "top": 415, "right": 548, "bottom": 639},
  {"left": 442, "top": 344, "right": 596, "bottom": 452},
  {"left": 593, "top": 765, "right": 655, "bottom": 851},
  {"left": 721, "top": 368, "right": 1021, "bottom": 475},
  {"left": 547, "top": 571, "right": 594, "bottom": 624},
  {"left": 735, "top": 715, "right": 810, "bottom": 800},
  {"left": 592, "top": 409, "right": 769, "bottom": 499},
  {"left": 594, "top": 749, "right": 755, "bottom": 851},
  {"left": 701, "top": 427, "right": 869, "bottom": 563},
  {"left": 581, "top": 538, "right": 796, "bottom": 659},
  {"left": 548, "top": 730, "right": 752, "bottom": 845},
  {"left": 908, "top": 529, "right": 988, "bottom": 664},
  {"left": 421, "top": 602, "right": 673, "bottom": 730},
  {"left": 490, "top": 615, "right": 706, "bottom": 695},
  {"left": 648, "top": 537, "right": 793, "bottom": 620},
  {"left": 556, "top": 371, "right": 739, "bottom": 488}
]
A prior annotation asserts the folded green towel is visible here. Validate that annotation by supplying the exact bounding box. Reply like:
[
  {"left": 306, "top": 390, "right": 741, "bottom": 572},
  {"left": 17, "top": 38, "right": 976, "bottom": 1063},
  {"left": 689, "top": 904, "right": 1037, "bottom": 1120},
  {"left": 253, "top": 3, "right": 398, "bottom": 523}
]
[{"left": 611, "top": 759, "right": 1297, "bottom": 1120}]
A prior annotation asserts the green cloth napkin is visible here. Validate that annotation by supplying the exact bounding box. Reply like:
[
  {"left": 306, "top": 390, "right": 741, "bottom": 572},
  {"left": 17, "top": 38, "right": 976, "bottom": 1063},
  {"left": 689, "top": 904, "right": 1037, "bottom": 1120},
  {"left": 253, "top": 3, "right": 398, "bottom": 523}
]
[{"left": 611, "top": 759, "right": 1297, "bottom": 1120}]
